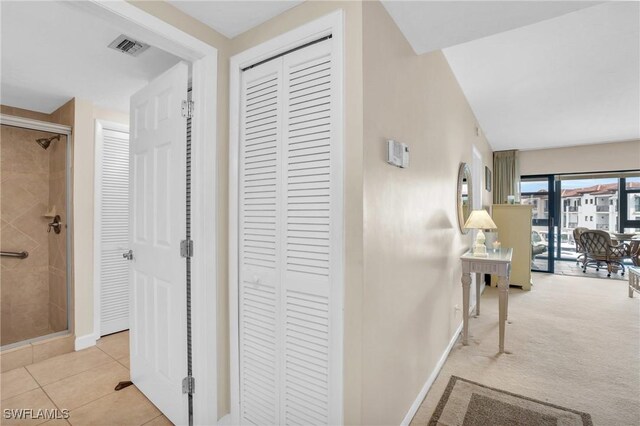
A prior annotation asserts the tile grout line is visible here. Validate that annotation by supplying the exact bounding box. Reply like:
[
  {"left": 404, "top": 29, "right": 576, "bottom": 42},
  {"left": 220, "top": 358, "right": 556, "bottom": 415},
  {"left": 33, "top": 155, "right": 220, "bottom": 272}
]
[
  {"left": 24, "top": 364, "right": 46, "bottom": 389},
  {"left": 0, "top": 367, "right": 41, "bottom": 403},
  {"left": 56, "top": 367, "right": 135, "bottom": 420},
  {"left": 23, "top": 367, "right": 65, "bottom": 426},
  {"left": 95, "top": 343, "right": 131, "bottom": 369},
  {"left": 65, "top": 383, "right": 158, "bottom": 426},
  {"left": 53, "top": 337, "right": 132, "bottom": 418},
  {"left": 27, "top": 350, "right": 117, "bottom": 388},
  {"left": 141, "top": 413, "right": 166, "bottom": 426},
  {"left": 4, "top": 336, "right": 135, "bottom": 425},
  {"left": 114, "top": 357, "right": 130, "bottom": 370},
  {"left": 24, "top": 359, "right": 97, "bottom": 421}
]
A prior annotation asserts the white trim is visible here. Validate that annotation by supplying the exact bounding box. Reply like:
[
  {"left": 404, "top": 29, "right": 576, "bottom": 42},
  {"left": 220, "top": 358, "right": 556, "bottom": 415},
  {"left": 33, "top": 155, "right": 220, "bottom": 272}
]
[
  {"left": 0, "top": 114, "right": 71, "bottom": 134},
  {"left": 93, "top": 119, "right": 130, "bottom": 341},
  {"left": 190, "top": 52, "right": 219, "bottom": 426},
  {"left": 229, "top": 10, "right": 345, "bottom": 424},
  {"left": 75, "top": 332, "right": 100, "bottom": 351},
  {"left": 400, "top": 323, "right": 464, "bottom": 426},
  {"left": 78, "top": 2, "right": 218, "bottom": 424}
]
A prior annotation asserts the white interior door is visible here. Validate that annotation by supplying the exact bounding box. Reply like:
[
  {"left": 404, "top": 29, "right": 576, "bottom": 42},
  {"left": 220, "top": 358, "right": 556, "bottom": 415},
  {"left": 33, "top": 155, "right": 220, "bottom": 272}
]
[
  {"left": 129, "top": 61, "right": 188, "bottom": 425},
  {"left": 96, "top": 123, "right": 130, "bottom": 336}
]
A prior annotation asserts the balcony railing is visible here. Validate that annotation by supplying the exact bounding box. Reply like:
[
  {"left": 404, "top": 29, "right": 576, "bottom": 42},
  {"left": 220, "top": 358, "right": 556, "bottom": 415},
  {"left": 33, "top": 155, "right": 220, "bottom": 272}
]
[
  {"left": 568, "top": 222, "right": 578, "bottom": 228},
  {"left": 596, "top": 224, "right": 609, "bottom": 230},
  {"left": 596, "top": 205, "right": 610, "bottom": 212},
  {"left": 566, "top": 206, "right": 578, "bottom": 212}
]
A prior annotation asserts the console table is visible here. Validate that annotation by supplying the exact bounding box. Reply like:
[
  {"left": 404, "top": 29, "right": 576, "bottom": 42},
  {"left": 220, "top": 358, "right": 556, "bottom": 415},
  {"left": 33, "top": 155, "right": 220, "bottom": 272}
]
[{"left": 460, "top": 248, "right": 513, "bottom": 353}]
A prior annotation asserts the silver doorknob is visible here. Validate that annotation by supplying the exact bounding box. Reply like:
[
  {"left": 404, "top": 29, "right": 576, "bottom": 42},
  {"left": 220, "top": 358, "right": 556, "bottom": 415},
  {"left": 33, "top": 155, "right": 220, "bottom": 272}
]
[{"left": 123, "top": 250, "right": 133, "bottom": 260}]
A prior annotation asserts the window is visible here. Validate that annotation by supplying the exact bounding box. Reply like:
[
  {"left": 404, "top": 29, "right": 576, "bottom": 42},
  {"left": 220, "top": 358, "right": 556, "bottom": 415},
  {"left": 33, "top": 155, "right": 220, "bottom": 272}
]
[
  {"left": 621, "top": 177, "right": 640, "bottom": 231},
  {"left": 585, "top": 216, "right": 588, "bottom": 221},
  {"left": 590, "top": 216, "right": 593, "bottom": 221}
]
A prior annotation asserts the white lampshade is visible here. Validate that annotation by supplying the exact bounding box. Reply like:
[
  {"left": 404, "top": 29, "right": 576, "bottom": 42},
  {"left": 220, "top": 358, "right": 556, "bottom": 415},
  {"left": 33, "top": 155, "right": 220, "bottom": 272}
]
[{"left": 464, "top": 209, "right": 497, "bottom": 230}]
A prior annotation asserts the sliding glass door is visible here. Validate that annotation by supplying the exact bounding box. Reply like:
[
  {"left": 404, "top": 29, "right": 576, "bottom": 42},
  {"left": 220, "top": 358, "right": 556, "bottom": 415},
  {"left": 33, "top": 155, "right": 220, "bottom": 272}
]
[
  {"left": 557, "top": 176, "right": 619, "bottom": 261},
  {"left": 521, "top": 172, "right": 640, "bottom": 274},
  {"left": 520, "top": 176, "right": 556, "bottom": 273}
]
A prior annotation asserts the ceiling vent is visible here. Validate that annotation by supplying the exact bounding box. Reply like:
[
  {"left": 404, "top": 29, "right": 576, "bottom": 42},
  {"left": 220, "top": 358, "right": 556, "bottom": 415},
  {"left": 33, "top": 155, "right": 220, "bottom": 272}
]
[{"left": 108, "top": 35, "right": 150, "bottom": 57}]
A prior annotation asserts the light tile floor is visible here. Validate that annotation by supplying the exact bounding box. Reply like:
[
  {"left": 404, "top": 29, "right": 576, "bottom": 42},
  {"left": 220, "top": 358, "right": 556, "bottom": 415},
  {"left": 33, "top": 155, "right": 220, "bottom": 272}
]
[{"left": 0, "top": 331, "right": 173, "bottom": 426}]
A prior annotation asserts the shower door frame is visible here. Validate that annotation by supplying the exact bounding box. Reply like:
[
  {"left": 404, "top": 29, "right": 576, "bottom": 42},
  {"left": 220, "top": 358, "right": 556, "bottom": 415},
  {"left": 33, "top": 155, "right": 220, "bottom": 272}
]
[{"left": 0, "top": 114, "right": 73, "bottom": 350}]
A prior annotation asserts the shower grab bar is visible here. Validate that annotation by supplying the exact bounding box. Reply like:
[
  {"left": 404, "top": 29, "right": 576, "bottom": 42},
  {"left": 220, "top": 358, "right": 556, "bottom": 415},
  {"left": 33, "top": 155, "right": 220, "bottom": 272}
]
[{"left": 1, "top": 250, "right": 29, "bottom": 259}]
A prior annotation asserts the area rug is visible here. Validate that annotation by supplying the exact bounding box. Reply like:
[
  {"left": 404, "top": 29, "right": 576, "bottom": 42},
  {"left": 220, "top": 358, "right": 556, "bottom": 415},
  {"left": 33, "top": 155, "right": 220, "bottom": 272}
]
[{"left": 429, "top": 376, "right": 593, "bottom": 426}]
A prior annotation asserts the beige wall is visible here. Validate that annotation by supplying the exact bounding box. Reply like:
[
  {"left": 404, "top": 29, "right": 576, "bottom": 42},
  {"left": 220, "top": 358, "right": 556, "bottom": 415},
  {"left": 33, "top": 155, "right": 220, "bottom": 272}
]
[
  {"left": 360, "top": 2, "right": 493, "bottom": 423},
  {"left": 520, "top": 140, "right": 640, "bottom": 176},
  {"left": 1, "top": 105, "right": 56, "bottom": 123}
]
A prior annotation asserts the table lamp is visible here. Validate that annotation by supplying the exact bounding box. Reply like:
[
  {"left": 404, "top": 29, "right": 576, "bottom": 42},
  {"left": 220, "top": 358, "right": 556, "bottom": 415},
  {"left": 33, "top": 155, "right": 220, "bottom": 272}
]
[{"left": 464, "top": 209, "right": 498, "bottom": 257}]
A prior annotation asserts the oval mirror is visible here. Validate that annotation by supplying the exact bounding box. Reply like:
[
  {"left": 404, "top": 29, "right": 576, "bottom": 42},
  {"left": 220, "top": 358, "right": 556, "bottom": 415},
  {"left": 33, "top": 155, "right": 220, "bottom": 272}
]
[{"left": 457, "top": 162, "right": 473, "bottom": 234}]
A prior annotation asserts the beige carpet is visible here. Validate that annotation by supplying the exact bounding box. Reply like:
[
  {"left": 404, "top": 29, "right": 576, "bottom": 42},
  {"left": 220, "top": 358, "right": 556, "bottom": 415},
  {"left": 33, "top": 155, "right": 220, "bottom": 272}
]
[{"left": 411, "top": 273, "right": 640, "bottom": 426}]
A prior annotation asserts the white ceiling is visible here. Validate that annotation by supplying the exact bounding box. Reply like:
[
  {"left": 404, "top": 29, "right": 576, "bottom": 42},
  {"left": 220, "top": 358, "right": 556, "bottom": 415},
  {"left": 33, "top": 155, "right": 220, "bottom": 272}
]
[
  {"left": 381, "top": 1, "right": 601, "bottom": 55},
  {"left": 443, "top": 1, "right": 640, "bottom": 151},
  {"left": 168, "top": 1, "right": 304, "bottom": 38},
  {"left": 1, "top": 1, "right": 181, "bottom": 114}
]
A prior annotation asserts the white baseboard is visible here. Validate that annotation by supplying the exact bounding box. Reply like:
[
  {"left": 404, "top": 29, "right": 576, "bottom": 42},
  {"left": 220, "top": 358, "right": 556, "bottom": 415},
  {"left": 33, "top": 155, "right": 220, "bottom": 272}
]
[
  {"left": 74, "top": 333, "right": 99, "bottom": 351},
  {"left": 400, "top": 321, "right": 464, "bottom": 426}
]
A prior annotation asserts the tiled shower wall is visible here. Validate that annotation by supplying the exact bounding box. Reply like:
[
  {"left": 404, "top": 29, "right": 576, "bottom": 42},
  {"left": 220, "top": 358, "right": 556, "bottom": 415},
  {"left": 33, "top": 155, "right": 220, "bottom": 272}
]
[{"left": 1, "top": 125, "right": 67, "bottom": 346}]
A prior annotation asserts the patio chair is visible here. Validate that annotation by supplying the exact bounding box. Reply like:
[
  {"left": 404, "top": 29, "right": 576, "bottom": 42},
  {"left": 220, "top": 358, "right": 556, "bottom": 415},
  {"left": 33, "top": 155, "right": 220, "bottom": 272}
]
[
  {"left": 580, "top": 230, "right": 631, "bottom": 277},
  {"left": 573, "top": 227, "right": 589, "bottom": 267}
]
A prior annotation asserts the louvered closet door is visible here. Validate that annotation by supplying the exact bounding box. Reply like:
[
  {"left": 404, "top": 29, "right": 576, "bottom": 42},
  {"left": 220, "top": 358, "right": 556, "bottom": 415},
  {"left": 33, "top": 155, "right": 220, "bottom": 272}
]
[
  {"left": 239, "top": 58, "right": 284, "bottom": 425},
  {"left": 238, "top": 38, "right": 340, "bottom": 426},
  {"left": 99, "top": 127, "right": 130, "bottom": 336},
  {"left": 280, "top": 39, "right": 338, "bottom": 426}
]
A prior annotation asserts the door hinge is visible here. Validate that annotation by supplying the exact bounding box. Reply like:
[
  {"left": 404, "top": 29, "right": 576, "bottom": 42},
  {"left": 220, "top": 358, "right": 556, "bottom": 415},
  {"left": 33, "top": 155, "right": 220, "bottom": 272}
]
[
  {"left": 180, "top": 239, "right": 194, "bottom": 258},
  {"left": 181, "top": 100, "right": 194, "bottom": 118},
  {"left": 182, "top": 376, "right": 195, "bottom": 395}
]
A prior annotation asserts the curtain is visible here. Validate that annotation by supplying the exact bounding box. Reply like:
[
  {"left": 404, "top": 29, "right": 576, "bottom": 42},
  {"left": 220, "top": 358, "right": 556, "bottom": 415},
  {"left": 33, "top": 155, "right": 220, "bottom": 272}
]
[{"left": 493, "top": 150, "right": 520, "bottom": 204}]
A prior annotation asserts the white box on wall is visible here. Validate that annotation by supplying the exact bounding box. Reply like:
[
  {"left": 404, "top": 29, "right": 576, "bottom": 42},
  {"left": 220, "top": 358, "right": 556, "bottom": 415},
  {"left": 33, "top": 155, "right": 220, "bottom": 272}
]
[{"left": 387, "top": 139, "right": 409, "bottom": 168}]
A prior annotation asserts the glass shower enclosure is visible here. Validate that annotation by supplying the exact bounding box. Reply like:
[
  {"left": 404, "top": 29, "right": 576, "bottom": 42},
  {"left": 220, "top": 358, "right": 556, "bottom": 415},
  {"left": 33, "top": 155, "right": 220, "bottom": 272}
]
[{"left": 1, "top": 117, "right": 71, "bottom": 349}]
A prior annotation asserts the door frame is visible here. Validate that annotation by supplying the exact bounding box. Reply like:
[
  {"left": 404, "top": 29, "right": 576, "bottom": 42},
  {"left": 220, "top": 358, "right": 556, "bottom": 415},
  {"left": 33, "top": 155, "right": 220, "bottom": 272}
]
[
  {"left": 228, "top": 10, "right": 345, "bottom": 424},
  {"left": 93, "top": 119, "right": 130, "bottom": 339},
  {"left": 521, "top": 174, "right": 556, "bottom": 273},
  {"left": 83, "top": 2, "right": 218, "bottom": 424}
]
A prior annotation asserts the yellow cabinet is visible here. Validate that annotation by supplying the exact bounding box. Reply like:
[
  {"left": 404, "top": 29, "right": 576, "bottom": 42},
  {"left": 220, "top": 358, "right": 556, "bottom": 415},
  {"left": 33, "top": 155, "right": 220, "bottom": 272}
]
[{"left": 491, "top": 204, "right": 533, "bottom": 290}]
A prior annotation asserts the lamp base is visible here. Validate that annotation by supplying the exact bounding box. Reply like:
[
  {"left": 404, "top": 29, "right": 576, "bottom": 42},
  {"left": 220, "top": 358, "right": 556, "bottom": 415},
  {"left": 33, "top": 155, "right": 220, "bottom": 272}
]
[
  {"left": 472, "top": 229, "right": 488, "bottom": 257},
  {"left": 472, "top": 245, "right": 488, "bottom": 257}
]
